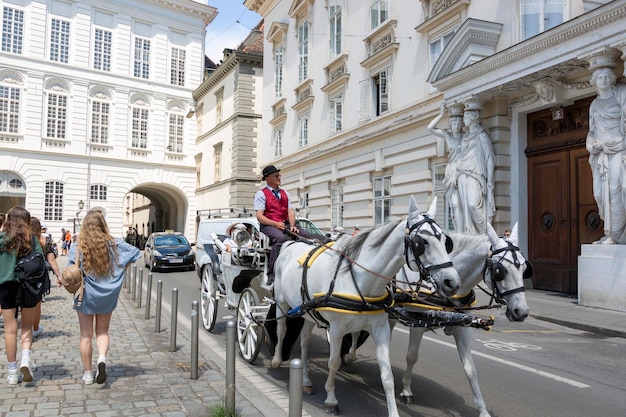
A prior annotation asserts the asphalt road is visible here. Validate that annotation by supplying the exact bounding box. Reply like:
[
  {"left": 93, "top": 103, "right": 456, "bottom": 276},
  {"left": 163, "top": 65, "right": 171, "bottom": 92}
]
[{"left": 142, "top": 265, "right": 626, "bottom": 417}]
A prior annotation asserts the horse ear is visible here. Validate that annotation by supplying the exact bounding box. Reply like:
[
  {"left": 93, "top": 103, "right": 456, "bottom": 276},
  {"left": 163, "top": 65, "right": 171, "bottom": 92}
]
[
  {"left": 486, "top": 223, "right": 500, "bottom": 247},
  {"left": 426, "top": 196, "right": 437, "bottom": 218},
  {"left": 510, "top": 223, "right": 519, "bottom": 243},
  {"left": 408, "top": 195, "right": 419, "bottom": 220}
]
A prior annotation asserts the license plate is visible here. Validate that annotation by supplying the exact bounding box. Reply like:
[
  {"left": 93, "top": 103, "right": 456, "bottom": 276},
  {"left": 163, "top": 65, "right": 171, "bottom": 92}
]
[{"left": 169, "top": 259, "right": 183, "bottom": 263}]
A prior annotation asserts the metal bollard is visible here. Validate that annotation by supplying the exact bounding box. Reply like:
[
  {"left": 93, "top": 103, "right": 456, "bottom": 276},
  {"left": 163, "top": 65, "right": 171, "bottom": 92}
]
[
  {"left": 289, "top": 359, "right": 303, "bottom": 417},
  {"left": 144, "top": 272, "right": 153, "bottom": 319},
  {"left": 190, "top": 301, "right": 199, "bottom": 380},
  {"left": 123, "top": 265, "right": 128, "bottom": 289},
  {"left": 137, "top": 268, "right": 143, "bottom": 308},
  {"left": 127, "top": 264, "right": 133, "bottom": 293},
  {"left": 155, "top": 280, "right": 163, "bottom": 333},
  {"left": 225, "top": 320, "right": 236, "bottom": 415},
  {"left": 169, "top": 288, "right": 178, "bottom": 352},
  {"left": 131, "top": 264, "right": 137, "bottom": 300}
]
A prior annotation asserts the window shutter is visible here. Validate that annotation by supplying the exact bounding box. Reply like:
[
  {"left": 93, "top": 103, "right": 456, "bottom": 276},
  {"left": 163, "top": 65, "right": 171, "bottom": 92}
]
[{"left": 359, "top": 79, "right": 371, "bottom": 121}]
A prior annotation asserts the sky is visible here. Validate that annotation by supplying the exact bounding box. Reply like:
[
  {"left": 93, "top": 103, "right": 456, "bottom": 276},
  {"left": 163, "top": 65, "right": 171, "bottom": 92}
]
[{"left": 205, "top": 1, "right": 262, "bottom": 63}]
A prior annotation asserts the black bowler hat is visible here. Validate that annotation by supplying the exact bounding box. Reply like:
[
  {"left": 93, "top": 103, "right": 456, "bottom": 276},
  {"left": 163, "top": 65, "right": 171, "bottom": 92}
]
[{"left": 262, "top": 165, "right": 281, "bottom": 180}]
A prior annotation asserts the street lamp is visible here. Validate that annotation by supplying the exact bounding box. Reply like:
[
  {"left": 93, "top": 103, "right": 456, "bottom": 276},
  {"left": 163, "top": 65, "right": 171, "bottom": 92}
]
[{"left": 74, "top": 200, "right": 85, "bottom": 233}]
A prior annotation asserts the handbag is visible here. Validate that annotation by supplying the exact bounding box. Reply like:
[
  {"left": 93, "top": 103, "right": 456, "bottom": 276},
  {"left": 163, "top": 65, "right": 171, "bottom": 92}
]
[
  {"left": 61, "top": 247, "right": 85, "bottom": 306},
  {"left": 14, "top": 237, "right": 49, "bottom": 306}
]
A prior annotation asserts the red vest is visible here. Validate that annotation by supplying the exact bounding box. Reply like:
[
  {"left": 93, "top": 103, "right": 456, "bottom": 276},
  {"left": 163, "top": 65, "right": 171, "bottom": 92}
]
[{"left": 261, "top": 188, "right": 288, "bottom": 222}]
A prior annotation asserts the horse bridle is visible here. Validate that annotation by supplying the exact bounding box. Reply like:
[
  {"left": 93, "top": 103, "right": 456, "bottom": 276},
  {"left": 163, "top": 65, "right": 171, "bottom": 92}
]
[
  {"left": 403, "top": 216, "right": 454, "bottom": 281},
  {"left": 482, "top": 242, "right": 531, "bottom": 303}
]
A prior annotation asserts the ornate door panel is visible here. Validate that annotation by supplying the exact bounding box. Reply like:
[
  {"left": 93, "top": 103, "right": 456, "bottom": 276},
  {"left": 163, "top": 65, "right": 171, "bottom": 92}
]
[{"left": 526, "top": 97, "right": 600, "bottom": 293}]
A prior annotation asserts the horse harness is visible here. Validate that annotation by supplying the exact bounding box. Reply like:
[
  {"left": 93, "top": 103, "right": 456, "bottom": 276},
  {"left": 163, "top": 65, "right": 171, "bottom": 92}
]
[{"left": 481, "top": 241, "right": 532, "bottom": 305}]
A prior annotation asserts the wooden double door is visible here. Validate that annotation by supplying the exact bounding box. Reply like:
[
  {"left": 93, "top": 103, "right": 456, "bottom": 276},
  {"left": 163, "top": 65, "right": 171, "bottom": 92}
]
[{"left": 527, "top": 98, "right": 602, "bottom": 293}]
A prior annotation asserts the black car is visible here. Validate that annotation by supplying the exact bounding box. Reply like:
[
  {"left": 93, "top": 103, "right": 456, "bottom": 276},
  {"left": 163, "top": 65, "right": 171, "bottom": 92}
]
[{"left": 144, "top": 232, "right": 195, "bottom": 272}]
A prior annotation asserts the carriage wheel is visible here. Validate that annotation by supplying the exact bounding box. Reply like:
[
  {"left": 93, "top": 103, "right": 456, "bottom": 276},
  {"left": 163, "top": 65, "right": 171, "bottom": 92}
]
[
  {"left": 200, "top": 266, "right": 218, "bottom": 332},
  {"left": 236, "top": 288, "right": 264, "bottom": 363}
]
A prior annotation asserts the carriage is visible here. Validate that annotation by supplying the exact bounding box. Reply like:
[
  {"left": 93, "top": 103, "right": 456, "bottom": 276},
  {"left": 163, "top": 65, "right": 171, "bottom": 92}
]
[{"left": 196, "top": 211, "right": 326, "bottom": 363}]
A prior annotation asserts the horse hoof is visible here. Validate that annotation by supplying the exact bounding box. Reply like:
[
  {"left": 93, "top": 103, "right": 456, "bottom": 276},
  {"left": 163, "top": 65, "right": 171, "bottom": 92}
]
[
  {"left": 323, "top": 404, "right": 340, "bottom": 415},
  {"left": 400, "top": 395, "right": 414, "bottom": 404},
  {"left": 270, "top": 359, "right": 281, "bottom": 369},
  {"left": 302, "top": 385, "right": 315, "bottom": 395}
]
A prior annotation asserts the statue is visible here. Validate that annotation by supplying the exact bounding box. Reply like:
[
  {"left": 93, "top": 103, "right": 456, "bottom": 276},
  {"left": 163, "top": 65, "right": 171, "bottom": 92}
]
[
  {"left": 428, "top": 103, "right": 464, "bottom": 230},
  {"left": 455, "top": 107, "right": 496, "bottom": 234},
  {"left": 586, "top": 67, "right": 626, "bottom": 244}
]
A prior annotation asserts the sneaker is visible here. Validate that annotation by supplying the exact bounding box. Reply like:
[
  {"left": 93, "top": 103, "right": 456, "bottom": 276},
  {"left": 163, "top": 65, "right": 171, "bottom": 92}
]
[
  {"left": 32, "top": 325, "right": 44, "bottom": 337},
  {"left": 7, "top": 369, "right": 21, "bottom": 385},
  {"left": 96, "top": 361, "right": 107, "bottom": 384},
  {"left": 20, "top": 357, "right": 33, "bottom": 383},
  {"left": 82, "top": 372, "right": 94, "bottom": 385}
]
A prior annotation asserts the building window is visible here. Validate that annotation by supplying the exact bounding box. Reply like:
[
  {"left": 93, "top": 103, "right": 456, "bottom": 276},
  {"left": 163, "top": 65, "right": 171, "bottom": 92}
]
[
  {"left": 274, "top": 46, "right": 284, "bottom": 98},
  {"left": 429, "top": 29, "right": 456, "bottom": 68},
  {"left": 50, "top": 18, "right": 70, "bottom": 63},
  {"left": 90, "top": 99, "right": 109, "bottom": 144},
  {"left": 329, "top": 0, "right": 342, "bottom": 57},
  {"left": 329, "top": 94, "right": 343, "bottom": 134},
  {"left": 133, "top": 37, "right": 150, "bottom": 79},
  {"left": 298, "top": 113, "right": 309, "bottom": 148},
  {"left": 131, "top": 107, "right": 148, "bottom": 148},
  {"left": 374, "top": 67, "right": 389, "bottom": 116},
  {"left": 298, "top": 20, "right": 309, "bottom": 83},
  {"left": 0, "top": 86, "right": 20, "bottom": 134},
  {"left": 168, "top": 113, "right": 184, "bottom": 153},
  {"left": 93, "top": 28, "right": 112, "bottom": 71},
  {"left": 214, "top": 143, "right": 222, "bottom": 182},
  {"left": 46, "top": 93, "right": 67, "bottom": 139},
  {"left": 370, "top": 0, "right": 388, "bottom": 30},
  {"left": 521, "top": 0, "right": 564, "bottom": 40},
  {"left": 215, "top": 88, "right": 223, "bottom": 125},
  {"left": 331, "top": 185, "right": 344, "bottom": 229},
  {"left": 2, "top": 6, "right": 24, "bottom": 54},
  {"left": 90, "top": 184, "right": 107, "bottom": 201},
  {"left": 274, "top": 127, "right": 283, "bottom": 158},
  {"left": 44, "top": 181, "right": 64, "bottom": 221},
  {"left": 170, "top": 47, "right": 186, "bottom": 86},
  {"left": 373, "top": 175, "right": 391, "bottom": 225}
]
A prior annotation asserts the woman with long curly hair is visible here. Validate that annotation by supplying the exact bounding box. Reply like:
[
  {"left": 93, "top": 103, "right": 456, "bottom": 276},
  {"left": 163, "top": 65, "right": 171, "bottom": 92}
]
[
  {"left": 0, "top": 206, "right": 44, "bottom": 385},
  {"left": 67, "top": 210, "right": 140, "bottom": 384}
]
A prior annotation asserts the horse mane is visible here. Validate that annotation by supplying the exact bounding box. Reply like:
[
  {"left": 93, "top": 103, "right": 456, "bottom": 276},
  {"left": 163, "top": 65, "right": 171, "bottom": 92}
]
[
  {"left": 338, "top": 218, "right": 403, "bottom": 259},
  {"left": 449, "top": 233, "right": 488, "bottom": 256}
]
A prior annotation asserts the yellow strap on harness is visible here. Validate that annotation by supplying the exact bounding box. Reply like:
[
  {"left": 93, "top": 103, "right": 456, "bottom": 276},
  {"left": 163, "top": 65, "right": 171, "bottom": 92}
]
[{"left": 297, "top": 242, "right": 335, "bottom": 267}]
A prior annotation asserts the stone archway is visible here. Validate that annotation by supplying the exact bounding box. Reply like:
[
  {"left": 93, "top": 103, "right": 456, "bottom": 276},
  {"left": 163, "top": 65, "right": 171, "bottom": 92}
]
[{"left": 123, "top": 183, "right": 190, "bottom": 242}]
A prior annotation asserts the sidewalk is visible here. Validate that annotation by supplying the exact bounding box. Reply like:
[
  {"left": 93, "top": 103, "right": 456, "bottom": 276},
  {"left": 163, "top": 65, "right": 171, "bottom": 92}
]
[
  {"left": 0, "top": 257, "right": 290, "bottom": 417},
  {"left": 1, "top": 264, "right": 625, "bottom": 417}
]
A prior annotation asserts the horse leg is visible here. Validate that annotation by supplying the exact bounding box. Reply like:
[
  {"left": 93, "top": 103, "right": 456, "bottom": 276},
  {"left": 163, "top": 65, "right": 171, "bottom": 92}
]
[
  {"left": 300, "top": 320, "right": 315, "bottom": 394},
  {"left": 323, "top": 326, "right": 343, "bottom": 414},
  {"left": 270, "top": 302, "right": 288, "bottom": 369},
  {"left": 342, "top": 331, "right": 359, "bottom": 366},
  {"left": 451, "top": 326, "right": 491, "bottom": 417},
  {"left": 400, "top": 327, "right": 426, "bottom": 404},
  {"left": 370, "top": 319, "right": 400, "bottom": 417}
]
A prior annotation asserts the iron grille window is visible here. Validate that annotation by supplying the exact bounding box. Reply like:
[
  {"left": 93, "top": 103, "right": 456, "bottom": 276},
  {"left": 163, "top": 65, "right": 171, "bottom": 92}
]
[
  {"left": 50, "top": 18, "right": 70, "bottom": 63},
  {"left": 0, "top": 86, "right": 20, "bottom": 134},
  {"left": 94, "top": 28, "right": 112, "bottom": 71},
  {"left": 2, "top": 6, "right": 24, "bottom": 54},
  {"left": 44, "top": 181, "right": 64, "bottom": 221}
]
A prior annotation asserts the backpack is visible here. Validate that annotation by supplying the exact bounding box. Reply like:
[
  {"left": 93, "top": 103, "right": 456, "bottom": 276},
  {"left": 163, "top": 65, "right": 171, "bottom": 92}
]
[
  {"left": 14, "top": 240, "right": 50, "bottom": 307},
  {"left": 46, "top": 235, "right": 58, "bottom": 258}
]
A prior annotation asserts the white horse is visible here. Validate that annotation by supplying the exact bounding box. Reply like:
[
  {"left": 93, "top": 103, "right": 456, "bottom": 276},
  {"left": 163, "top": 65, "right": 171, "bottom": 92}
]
[
  {"left": 270, "top": 196, "right": 461, "bottom": 417},
  {"left": 396, "top": 223, "right": 531, "bottom": 417}
]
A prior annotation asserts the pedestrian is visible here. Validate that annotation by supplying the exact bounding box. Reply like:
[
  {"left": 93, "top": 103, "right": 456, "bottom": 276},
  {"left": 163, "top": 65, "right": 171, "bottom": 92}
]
[
  {"left": 503, "top": 229, "right": 511, "bottom": 238},
  {"left": 59, "top": 228, "right": 67, "bottom": 255},
  {"left": 0, "top": 206, "right": 44, "bottom": 385},
  {"left": 254, "top": 165, "right": 311, "bottom": 285},
  {"left": 29, "top": 219, "right": 62, "bottom": 338},
  {"left": 67, "top": 210, "right": 140, "bottom": 384},
  {"left": 63, "top": 229, "right": 72, "bottom": 255}
]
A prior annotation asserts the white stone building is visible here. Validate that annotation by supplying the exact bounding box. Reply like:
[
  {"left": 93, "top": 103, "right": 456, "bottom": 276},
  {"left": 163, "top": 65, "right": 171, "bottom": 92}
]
[
  {"left": 0, "top": 0, "right": 216, "bottom": 241},
  {"left": 192, "top": 23, "right": 264, "bottom": 220},
  {"left": 244, "top": 0, "right": 625, "bottom": 294}
]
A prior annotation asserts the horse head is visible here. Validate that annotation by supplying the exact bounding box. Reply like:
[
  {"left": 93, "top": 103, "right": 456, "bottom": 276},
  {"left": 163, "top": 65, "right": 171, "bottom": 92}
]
[
  {"left": 404, "top": 196, "right": 461, "bottom": 298},
  {"left": 485, "top": 223, "right": 530, "bottom": 322}
]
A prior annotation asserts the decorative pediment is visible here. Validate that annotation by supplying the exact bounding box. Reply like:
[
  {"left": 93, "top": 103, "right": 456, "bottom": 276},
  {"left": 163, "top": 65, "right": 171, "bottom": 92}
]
[
  {"left": 427, "top": 18, "right": 502, "bottom": 83},
  {"left": 417, "top": 0, "right": 471, "bottom": 33},
  {"left": 321, "top": 53, "right": 349, "bottom": 93},
  {"left": 288, "top": 0, "right": 313, "bottom": 20},
  {"left": 270, "top": 98, "right": 287, "bottom": 126},
  {"left": 292, "top": 78, "right": 314, "bottom": 112},
  {"left": 361, "top": 19, "right": 399, "bottom": 70},
  {"left": 267, "top": 22, "right": 289, "bottom": 45}
]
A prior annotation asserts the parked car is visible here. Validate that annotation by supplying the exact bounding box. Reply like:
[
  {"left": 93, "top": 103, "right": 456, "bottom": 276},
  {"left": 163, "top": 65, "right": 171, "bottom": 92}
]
[{"left": 144, "top": 231, "right": 195, "bottom": 272}]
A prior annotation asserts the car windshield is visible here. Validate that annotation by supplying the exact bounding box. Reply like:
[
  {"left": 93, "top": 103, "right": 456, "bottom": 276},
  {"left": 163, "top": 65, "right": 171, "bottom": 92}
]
[
  {"left": 155, "top": 235, "right": 188, "bottom": 246},
  {"left": 297, "top": 219, "right": 323, "bottom": 236}
]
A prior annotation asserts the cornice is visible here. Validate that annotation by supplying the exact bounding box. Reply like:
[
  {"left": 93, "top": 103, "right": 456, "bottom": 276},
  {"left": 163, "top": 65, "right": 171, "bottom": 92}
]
[{"left": 192, "top": 51, "right": 262, "bottom": 99}]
